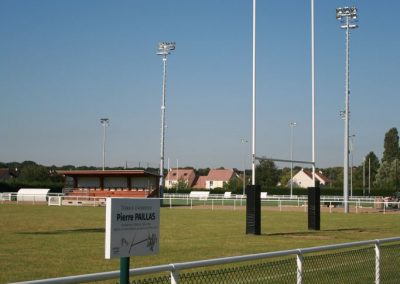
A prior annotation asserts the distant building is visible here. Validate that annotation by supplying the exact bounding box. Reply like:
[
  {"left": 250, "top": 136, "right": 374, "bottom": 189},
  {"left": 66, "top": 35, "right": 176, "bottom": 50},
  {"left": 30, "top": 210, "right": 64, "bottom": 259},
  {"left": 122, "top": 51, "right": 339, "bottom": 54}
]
[
  {"left": 192, "top": 176, "right": 207, "bottom": 189},
  {"left": 205, "top": 169, "right": 238, "bottom": 190},
  {"left": 165, "top": 168, "right": 196, "bottom": 189},
  {"left": 58, "top": 170, "right": 159, "bottom": 198},
  {"left": 290, "top": 168, "right": 330, "bottom": 188}
]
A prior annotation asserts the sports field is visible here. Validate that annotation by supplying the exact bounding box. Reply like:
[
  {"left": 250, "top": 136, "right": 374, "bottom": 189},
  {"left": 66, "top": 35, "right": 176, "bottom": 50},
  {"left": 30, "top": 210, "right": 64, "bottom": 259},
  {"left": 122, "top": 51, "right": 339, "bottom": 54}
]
[{"left": 1, "top": 204, "right": 400, "bottom": 283}]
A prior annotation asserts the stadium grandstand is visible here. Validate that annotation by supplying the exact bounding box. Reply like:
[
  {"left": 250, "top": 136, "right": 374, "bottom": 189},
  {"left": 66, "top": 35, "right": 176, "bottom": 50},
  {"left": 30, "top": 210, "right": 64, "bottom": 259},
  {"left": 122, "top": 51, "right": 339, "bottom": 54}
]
[{"left": 58, "top": 170, "right": 160, "bottom": 199}]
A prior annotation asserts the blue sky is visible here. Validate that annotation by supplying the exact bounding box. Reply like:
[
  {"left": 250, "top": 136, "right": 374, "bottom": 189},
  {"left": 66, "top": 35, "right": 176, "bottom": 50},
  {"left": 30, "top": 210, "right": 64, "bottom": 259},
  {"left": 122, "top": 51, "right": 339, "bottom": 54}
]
[{"left": 0, "top": 0, "right": 399, "bottom": 170}]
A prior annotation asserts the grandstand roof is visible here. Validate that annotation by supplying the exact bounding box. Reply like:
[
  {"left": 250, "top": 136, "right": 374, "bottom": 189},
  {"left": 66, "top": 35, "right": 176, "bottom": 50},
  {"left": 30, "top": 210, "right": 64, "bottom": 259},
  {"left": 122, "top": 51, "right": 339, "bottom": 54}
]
[{"left": 58, "top": 170, "right": 159, "bottom": 177}]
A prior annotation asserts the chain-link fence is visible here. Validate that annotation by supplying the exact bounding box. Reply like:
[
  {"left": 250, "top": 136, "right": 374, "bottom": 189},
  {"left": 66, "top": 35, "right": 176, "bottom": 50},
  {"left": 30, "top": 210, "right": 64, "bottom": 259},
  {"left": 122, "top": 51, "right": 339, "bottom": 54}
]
[
  {"left": 303, "top": 247, "right": 375, "bottom": 283},
  {"left": 130, "top": 258, "right": 296, "bottom": 284},
  {"left": 129, "top": 240, "right": 399, "bottom": 284},
  {"left": 379, "top": 243, "right": 400, "bottom": 284},
  {"left": 13, "top": 237, "right": 400, "bottom": 284}
]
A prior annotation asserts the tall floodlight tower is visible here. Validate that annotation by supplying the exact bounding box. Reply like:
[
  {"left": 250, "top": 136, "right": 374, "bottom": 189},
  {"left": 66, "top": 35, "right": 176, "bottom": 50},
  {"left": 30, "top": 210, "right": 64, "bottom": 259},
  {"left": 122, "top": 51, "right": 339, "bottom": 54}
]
[
  {"left": 336, "top": 7, "right": 358, "bottom": 213},
  {"left": 100, "top": 118, "right": 109, "bottom": 171},
  {"left": 157, "top": 42, "right": 175, "bottom": 199}
]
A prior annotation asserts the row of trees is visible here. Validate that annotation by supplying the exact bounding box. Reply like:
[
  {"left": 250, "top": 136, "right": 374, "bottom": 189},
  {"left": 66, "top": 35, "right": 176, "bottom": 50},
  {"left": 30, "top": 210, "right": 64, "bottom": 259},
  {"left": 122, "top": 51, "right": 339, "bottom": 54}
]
[
  {"left": 255, "top": 127, "right": 400, "bottom": 191},
  {"left": 1, "top": 127, "right": 399, "bottom": 193},
  {"left": 375, "top": 127, "right": 400, "bottom": 189}
]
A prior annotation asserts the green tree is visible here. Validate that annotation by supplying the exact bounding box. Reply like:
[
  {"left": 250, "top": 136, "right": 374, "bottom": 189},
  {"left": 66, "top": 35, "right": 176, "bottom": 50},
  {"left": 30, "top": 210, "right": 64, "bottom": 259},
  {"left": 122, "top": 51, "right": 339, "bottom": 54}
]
[
  {"left": 365, "top": 152, "right": 380, "bottom": 188},
  {"left": 374, "top": 159, "right": 400, "bottom": 190},
  {"left": 255, "top": 160, "right": 279, "bottom": 189},
  {"left": 17, "top": 163, "right": 50, "bottom": 183},
  {"left": 173, "top": 178, "right": 189, "bottom": 191},
  {"left": 196, "top": 168, "right": 210, "bottom": 177},
  {"left": 279, "top": 167, "right": 291, "bottom": 188},
  {"left": 224, "top": 176, "right": 240, "bottom": 192},
  {"left": 323, "top": 167, "right": 343, "bottom": 188},
  {"left": 382, "top": 127, "right": 399, "bottom": 163},
  {"left": 351, "top": 165, "right": 364, "bottom": 189}
]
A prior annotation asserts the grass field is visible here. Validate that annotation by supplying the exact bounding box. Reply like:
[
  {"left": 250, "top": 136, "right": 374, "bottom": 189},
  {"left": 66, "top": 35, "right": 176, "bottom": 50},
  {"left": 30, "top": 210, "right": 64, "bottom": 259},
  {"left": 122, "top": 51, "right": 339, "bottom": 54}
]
[{"left": 1, "top": 204, "right": 400, "bottom": 283}]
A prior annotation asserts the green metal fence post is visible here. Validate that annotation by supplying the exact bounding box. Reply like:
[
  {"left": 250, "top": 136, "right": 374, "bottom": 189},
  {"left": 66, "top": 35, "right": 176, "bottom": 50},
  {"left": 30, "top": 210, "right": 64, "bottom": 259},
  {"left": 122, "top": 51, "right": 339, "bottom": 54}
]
[{"left": 120, "top": 257, "right": 130, "bottom": 284}]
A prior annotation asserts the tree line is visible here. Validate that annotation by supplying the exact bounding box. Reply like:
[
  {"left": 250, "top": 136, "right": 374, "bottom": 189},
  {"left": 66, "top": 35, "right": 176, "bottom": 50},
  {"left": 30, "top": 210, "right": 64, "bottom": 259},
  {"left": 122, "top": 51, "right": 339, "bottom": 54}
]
[
  {"left": 1, "top": 127, "right": 399, "bottom": 194},
  {"left": 255, "top": 127, "right": 400, "bottom": 193}
]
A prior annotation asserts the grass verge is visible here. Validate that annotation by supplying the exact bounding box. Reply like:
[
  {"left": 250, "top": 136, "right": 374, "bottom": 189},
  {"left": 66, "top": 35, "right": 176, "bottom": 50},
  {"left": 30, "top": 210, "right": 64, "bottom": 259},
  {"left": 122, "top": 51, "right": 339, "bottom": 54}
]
[{"left": 0, "top": 204, "right": 399, "bottom": 283}]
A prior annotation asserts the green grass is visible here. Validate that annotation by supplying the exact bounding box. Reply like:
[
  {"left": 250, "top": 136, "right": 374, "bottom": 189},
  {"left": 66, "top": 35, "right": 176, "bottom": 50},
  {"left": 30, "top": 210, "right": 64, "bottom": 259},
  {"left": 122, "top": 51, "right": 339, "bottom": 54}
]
[{"left": 1, "top": 204, "right": 400, "bottom": 283}]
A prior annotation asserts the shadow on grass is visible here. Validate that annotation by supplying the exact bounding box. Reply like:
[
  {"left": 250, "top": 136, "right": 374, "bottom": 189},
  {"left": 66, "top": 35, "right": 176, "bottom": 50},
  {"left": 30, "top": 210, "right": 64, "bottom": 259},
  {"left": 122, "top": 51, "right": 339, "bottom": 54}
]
[
  {"left": 161, "top": 204, "right": 193, "bottom": 208},
  {"left": 18, "top": 228, "right": 105, "bottom": 235},
  {"left": 264, "top": 228, "right": 367, "bottom": 237}
]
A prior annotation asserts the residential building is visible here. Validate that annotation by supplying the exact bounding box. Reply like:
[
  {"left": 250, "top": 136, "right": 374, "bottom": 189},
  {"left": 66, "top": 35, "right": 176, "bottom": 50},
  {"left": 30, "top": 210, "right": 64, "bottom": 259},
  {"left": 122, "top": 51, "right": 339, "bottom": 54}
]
[
  {"left": 290, "top": 168, "right": 331, "bottom": 188},
  {"left": 205, "top": 168, "right": 238, "bottom": 190},
  {"left": 192, "top": 176, "right": 207, "bottom": 189},
  {"left": 165, "top": 168, "right": 196, "bottom": 189}
]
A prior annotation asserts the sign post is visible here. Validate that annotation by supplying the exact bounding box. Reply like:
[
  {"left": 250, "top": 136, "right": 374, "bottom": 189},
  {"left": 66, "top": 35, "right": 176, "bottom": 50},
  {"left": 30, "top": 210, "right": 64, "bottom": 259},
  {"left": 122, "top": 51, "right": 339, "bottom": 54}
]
[
  {"left": 120, "top": 257, "right": 130, "bottom": 284},
  {"left": 105, "top": 198, "right": 160, "bottom": 284}
]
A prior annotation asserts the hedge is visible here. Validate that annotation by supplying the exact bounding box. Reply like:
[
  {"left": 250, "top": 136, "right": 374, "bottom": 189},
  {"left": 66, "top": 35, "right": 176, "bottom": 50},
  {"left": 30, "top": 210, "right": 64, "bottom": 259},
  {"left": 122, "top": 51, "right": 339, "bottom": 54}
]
[
  {"left": 166, "top": 186, "right": 399, "bottom": 197},
  {"left": 0, "top": 182, "right": 64, "bottom": 193}
]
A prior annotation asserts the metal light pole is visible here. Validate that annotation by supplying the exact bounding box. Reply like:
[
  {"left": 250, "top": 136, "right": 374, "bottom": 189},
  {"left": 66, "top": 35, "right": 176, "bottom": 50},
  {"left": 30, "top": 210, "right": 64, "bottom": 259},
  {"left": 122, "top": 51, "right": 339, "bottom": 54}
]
[
  {"left": 157, "top": 42, "right": 175, "bottom": 199},
  {"left": 349, "top": 134, "right": 355, "bottom": 197},
  {"left": 363, "top": 157, "right": 366, "bottom": 196},
  {"left": 289, "top": 122, "right": 297, "bottom": 197},
  {"left": 241, "top": 139, "right": 248, "bottom": 195},
  {"left": 251, "top": 0, "right": 257, "bottom": 186},
  {"left": 100, "top": 118, "right": 109, "bottom": 171},
  {"left": 368, "top": 157, "right": 371, "bottom": 195},
  {"left": 336, "top": 6, "right": 358, "bottom": 213},
  {"left": 311, "top": 0, "right": 316, "bottom": 187}
]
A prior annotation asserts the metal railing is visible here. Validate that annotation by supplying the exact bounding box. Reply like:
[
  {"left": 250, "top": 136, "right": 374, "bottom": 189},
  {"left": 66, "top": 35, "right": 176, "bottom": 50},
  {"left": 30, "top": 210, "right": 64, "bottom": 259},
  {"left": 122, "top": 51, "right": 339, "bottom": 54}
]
[
  {"left": 3, "top": 193, "right": 399, "bottom": 213},
  {"left": 12, "top": 237, "right": 400, "bottom": 284}
]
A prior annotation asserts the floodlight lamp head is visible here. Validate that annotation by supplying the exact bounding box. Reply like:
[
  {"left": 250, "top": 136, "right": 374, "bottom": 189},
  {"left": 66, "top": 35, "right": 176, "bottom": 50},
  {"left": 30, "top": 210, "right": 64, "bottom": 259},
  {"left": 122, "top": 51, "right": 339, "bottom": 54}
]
[
  {"left": 100, "top": 118, "right": 109, "bottom": 125},
  {"left": 336, "top": 6, "right": 357, "bottom": 20},
  {"left": 157, "top": 42, "right": 176, "bottom": 56}
]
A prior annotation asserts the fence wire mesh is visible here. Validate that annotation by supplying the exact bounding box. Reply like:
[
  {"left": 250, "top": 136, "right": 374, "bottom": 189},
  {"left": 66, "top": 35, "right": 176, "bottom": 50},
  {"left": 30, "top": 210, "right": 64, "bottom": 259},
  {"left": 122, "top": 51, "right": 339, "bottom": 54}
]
[
  {"left": 130, "top": 274, "right": 170, "bottom": 284},
  {"left": 303, "top": 247, "right": 375, "bottom": 283},
  {"left": 380, "top": 243, "right": 400, "bottom": 284},
  {"left": 127, "top": 244, "right": 400, "bottom": 284},
  {"left": 178, "top": 258, "right": 295, "bottom": 283}
]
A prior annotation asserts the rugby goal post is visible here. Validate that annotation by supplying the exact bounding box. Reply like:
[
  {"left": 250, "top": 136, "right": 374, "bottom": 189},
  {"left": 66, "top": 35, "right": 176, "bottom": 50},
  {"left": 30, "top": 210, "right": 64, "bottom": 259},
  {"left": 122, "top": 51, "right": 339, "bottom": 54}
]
[{"left": 48, "top": 196, "right": 62, "bottom": 206}]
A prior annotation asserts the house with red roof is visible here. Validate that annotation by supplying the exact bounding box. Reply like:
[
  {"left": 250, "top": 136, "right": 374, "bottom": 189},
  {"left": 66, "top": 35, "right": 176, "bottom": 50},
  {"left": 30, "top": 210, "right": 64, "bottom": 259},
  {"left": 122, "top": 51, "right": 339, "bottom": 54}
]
[
  {"left": 192, "top": 176, "right": 207, "bottom": 189},
  {"left": 165, "top": 168, "right": 196, "bottom": 189},
  {"left": 204, "top": 168, "right": 239, "bottom": 190},
  {"left": 290, "top": 168, "right": 331, "bottom": 188}
]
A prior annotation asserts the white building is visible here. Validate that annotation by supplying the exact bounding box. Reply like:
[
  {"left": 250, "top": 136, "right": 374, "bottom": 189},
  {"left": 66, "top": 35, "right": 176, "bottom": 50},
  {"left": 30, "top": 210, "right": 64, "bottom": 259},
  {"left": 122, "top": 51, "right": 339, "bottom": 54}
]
[
  {"left": 290, "top": 169, "right": 330, "bottom": 188},
  {"left": 205, "top": 169, "right": 238, "bottom": 190},
  {"left": 165, "top": 168, "right": 196, "bottom": 189}
]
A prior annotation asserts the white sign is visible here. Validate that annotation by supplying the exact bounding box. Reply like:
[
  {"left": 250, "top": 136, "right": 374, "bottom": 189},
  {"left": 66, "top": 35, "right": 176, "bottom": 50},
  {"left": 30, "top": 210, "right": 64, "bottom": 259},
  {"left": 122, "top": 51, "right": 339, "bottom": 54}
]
[{"left": 105, "top": 198, "right": 160, "bottom": 259}]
